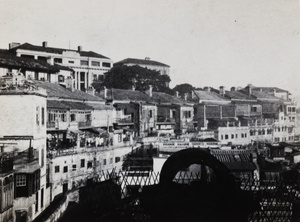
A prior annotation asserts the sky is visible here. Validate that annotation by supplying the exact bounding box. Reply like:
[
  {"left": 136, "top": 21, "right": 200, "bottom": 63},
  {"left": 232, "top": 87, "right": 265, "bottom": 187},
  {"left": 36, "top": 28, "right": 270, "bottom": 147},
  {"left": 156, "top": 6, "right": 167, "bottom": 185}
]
[{"left": 0, "top": 0, "right": 299, "bottom": 96}]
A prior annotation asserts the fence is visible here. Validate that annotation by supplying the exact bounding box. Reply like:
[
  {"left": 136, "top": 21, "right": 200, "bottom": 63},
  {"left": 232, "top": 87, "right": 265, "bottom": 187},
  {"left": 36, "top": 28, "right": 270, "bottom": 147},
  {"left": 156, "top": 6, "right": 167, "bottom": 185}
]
[{"left": 58, "top": 169, "right": 300, "bottom": 222}]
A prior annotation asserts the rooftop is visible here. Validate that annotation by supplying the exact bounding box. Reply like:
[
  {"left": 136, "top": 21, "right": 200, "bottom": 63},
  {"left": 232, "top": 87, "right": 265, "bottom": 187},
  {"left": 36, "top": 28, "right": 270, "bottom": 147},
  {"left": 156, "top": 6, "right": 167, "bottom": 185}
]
[
  {"left": 33, "top": 80, "right": 104, "bottom": 102},
  {"left": 114, "top": 58, "right": 170, "bottom": 67},
  {"left": 151, "top": 92, "right": 192, "bottom": 106},
  {"left": 98, "top": 88, "right": 153, "bottom": 103},
  {"left": 225, "top": 90, "right": 257, "bottom": 102},
  {"left": 0, "top": 49, "right": 61, "bottom": 73},
  {"left": 10, "top": 43, "right": 110, "bottom": 59},
  {"left": 193, "top": 90, "right": 231, "bottom": 103}
]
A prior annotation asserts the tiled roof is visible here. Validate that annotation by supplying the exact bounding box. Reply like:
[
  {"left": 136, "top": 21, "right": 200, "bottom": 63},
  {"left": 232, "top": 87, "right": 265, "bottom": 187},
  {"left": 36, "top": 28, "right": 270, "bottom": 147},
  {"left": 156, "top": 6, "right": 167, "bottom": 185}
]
[
  {"left": 33, "top": 80, "right": 104, "bottom": 102},
  {"left": 47, "top": 99, "right": 94, "bottom": 110},
  {"left": 225, "top": 91, "right": 257, "bottom": 102},
  {"left": 11, "top": 43, "right": 110, "bottom": 59},
  {"left": 0, "top": 50, "right": 60, "bottom": 73},
  {"left": 114, "top": 58, "right": 170, "bottom": 67},
  {"left": 252, "top": 87, "right": 288, "bottom": 93},
  {"left": 193, "top": 90, "right": 230, "bottom": 102},
  {"left": 250, "top": 90, "right": 284, "bottom": 103},
  {"left": 151, "top": 92, "right": 191, "bottom": 105},
  {"left": 98, "top": 88, "right": 152, "bottom": 103}
]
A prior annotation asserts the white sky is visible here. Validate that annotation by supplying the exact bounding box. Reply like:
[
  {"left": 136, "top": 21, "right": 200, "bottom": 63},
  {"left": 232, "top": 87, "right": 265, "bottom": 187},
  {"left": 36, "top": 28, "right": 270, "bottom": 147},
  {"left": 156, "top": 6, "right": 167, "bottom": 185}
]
[{"left": 0, "top": 0, "right": 299, "bottom": 95}]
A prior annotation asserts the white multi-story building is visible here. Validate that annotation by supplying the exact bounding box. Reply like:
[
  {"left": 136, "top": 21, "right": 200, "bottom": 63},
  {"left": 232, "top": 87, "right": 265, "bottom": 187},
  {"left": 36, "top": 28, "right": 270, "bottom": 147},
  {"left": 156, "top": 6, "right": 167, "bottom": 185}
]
[
  {"left": 0, "top": 74, "right": 49, "bottom": 222},
  {"left": 9, "top": 42, "right": 113, "bottom": 91}
]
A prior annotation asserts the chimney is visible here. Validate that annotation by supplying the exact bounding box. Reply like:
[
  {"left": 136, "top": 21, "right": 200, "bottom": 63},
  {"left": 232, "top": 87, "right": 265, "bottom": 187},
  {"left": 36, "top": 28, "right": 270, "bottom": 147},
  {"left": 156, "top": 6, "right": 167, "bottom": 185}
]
[
  {"left": 9, "top": 42, "right": 20, "bottom": 49},
  {"left": 176, "top": 91, "right": 179, "bottom": 97},
  {"left": 245, "top": 84, "right": 252, "bottom": 96},
  {"left": 230, "top": 87, "right": 236, "bottom": 91},
  {"left": 145, "top": 57, "right": 150, "bottom": 60},
  {"left": 42, "top": 41, "right": 47, "bottom": 48},
  {"left": 65, "top": 77, "right": 74, "bottom": 92},
  {"left": 219, "top": 86, "right": 225, "bottom": 96},
  {"left": 78, "top": 46, "right": 82, "bottom": 52},
  {"left": 149, "top": 85, "right": 153, "bottom": 97},
  {"left": 132, "top": 85, "right": 135, "bottom": 91},
  {"left": 103, "top": 86, "right": 107, "bottom": 99},
  {"left": 184, "top": 93, "right": 188, "bottom": 101}
]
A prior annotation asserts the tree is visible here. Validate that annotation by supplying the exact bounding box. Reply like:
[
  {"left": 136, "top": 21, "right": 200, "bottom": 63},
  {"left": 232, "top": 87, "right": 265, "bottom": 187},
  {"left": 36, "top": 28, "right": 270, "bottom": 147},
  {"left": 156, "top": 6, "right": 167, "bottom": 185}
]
[
  {"left": 93, "top": 65, "right": 172, "bottom": 93},
  {"left": 173, "top": 83, "right": 194, "bottom": 96}
]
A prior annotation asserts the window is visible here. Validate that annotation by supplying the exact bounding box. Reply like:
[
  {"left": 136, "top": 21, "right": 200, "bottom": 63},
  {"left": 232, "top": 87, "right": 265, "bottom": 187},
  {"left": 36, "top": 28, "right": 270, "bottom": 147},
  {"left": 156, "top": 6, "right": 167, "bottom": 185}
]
[
  {"left": 221, "top": 135, "right": 223, "bottom": 140},
  {"left": 72, "top": 164, "right": 77, "bottom": 171},
  {"left": 55, "top": 166, "right": 60, "bottom": 173},
  {"left": 41, "top": 149, "right": 44, "bottom": 167},
  {"left": 103, "top": 159, "right": 107, "bottom": 165},
  {"left": 87, "top": 161, "right": 92, "bottom": 168},
  {"left": 80, "top": 60, "right": 88, "bottom": 66},
  {"left": 236, "top": 134, "right": 238, "bottom": 138},
  {"left": 54, "top": 58, "right": 62, "bottom": 64},
  {"left": 42, "top": 107, "right": 45, "bottom": 125},
  {"left": 58, "top": 75, "right": 65, "bottom": 82},
  {"left": 63, "top": 166, "right": 68, "bottom": 173},
  {"left": 68, "top": 60, "right": 74, "bottom": 64},
  {"left": 36, "top": 106, "right": 40, "bottom": 125},
  {"left": 91, "top": 61, "right": 100, "bottom": 66},
  {"left": 110, "top": 158, "right": 113, "bottom": 164},
  {"left": 118, "top": 134, "right": 122, "bottom": 142},
  {"left": 245, "top": 133, "right": 247, "bottom": 138},
  {"left": 241, "top": 133, "right": 244, "bottom": 138},
  {"left": 21, "top": 54, "right": 34, "bottom": 59},
  {"left": 71, "top": 114, "right": 76, "bottom": 122},
  {"left": 231, "top": 134, "right": 234, "bottom": 139},
  {"left": 225, "top": 135, "right": 228, "bottom": 139},
  {"left": 149, "top": 110, "right": 153, "bottom": 118},
  {"left": 86, "top": 114, "right": 91, "bottom": 122},
  {"left": 93, "top": 74, "right": 97, "bottom": 80},
  {"left": 102, "top": 62, "right": 111, "bottom": 68},
  {"left": 81, "top": 159, "right": 85, "bottom": 168},
  {"left": 251, "top": 106, "right": 257, "bottom": 112},
  {"left": 292, "top": 107, "right": 296, "bottom": 112},
  {"left": 16, "top": 175, "right": 26, "bottom": 187},
  {"left": 115, "top": 157, "right": 121, "bottom": 163},
  {"left": 38, "top": 56, "right": 47, "bottom": 62}
]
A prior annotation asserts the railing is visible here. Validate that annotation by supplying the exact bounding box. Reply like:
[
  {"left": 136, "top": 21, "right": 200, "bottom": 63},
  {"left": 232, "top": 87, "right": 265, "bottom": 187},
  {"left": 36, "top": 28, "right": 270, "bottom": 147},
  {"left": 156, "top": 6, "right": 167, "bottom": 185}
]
[
  {"left": 157, "top": 117, "right": 176, "bottom": 123},
  {"left": 115, "top": 117, "right": 133, "bottom": 124},
  {"left": 58, "top": 169, "right": 300, "bottom": 222}
]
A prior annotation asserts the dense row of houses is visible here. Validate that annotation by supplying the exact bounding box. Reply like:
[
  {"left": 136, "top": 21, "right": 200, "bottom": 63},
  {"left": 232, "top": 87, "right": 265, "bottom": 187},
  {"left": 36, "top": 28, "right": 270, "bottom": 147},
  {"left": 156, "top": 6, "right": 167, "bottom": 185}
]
[{"left": 0, "top": 42, "right": 298, "bottom": 222}]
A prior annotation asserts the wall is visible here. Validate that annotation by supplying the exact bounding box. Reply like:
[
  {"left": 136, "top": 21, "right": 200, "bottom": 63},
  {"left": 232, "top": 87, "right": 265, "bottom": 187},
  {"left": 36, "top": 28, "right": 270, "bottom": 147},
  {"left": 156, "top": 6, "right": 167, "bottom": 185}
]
[{"left": 217, "top": 126, "right": 250, "bottom": 145}]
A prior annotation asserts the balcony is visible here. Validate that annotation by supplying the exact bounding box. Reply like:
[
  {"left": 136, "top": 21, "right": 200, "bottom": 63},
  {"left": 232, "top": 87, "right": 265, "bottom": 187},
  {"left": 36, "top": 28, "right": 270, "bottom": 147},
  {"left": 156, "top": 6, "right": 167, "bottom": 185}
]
[
  {"left": 115, "top": 116, "right": 134, "bottom": 125},
  {"left": 157, "top": 117, "right": 176, "bottom": 124},
  {"left": 47, "top": 121, "right": 69, "bottom": 131},
  {"left": 78, "top": 121, "right": 92, "bottom": 128}
]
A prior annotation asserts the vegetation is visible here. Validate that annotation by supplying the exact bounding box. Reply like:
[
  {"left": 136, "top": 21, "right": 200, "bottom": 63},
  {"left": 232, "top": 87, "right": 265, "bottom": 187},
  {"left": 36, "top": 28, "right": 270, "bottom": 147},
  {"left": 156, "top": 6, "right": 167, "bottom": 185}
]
[{"left": 92, "top": 65, "right": 172, "bottom": 94}]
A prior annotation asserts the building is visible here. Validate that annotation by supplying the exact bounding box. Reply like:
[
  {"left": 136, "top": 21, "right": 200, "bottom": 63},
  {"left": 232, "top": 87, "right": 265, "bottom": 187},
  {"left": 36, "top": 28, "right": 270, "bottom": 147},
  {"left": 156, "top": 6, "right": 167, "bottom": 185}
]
[
  {"left": 114, "top": 58, "right": 170, "bottom": 76},
  {"left": 0, "top": 75, "right": 49, "bottom": 221},
  {"left": 98, "top": 86, "right": 157, "bottom": 139},
  {"left": 149, "top": 90, "right": 194, "bottom": 136},
  {"left": 8, "top": 42, "right": 113, "bottom": 91},
  {"left": 0, "top": 49, "right": 73, "bottom": 84}
]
